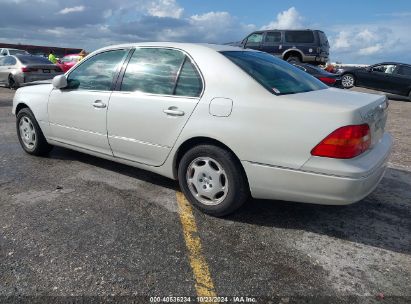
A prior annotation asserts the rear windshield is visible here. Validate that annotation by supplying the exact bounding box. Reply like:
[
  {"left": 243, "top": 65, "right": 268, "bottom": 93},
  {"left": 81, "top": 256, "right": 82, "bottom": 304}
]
[
  {"left": 9, "top": 49, "right": 29, "bottom": 55},
  {"left": 16, "top": 55, "right": 53, "bottom": 64},
  {"left": 221, "top": 51, "right": 327, "bottom": 95},
  {"left": 318, "top": 31, "right": 329, "bottom": 46},
  {"left": 285, "top": 31, "right": 314, "bottom": 43}
]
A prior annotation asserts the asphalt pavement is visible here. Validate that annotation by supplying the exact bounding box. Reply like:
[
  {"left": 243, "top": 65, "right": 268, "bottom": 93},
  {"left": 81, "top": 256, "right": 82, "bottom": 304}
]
[{"left": 0, "top": 86, "right": 410, "bottom": 304}]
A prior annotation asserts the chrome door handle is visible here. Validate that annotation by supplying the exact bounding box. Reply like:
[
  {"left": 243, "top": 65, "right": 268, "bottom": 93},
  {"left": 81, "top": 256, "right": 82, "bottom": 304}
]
[
  {"left": 93, "top": 100, "right": 106, "bottom": 108},
  {"left": 163, "top": 107, "right": 185, "bottom": 116}
]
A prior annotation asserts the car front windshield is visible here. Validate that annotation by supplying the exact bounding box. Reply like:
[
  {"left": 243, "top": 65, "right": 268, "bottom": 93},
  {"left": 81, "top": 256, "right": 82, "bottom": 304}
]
[{"left": 221, "top": 51, "right": 327, "bottom": 95}]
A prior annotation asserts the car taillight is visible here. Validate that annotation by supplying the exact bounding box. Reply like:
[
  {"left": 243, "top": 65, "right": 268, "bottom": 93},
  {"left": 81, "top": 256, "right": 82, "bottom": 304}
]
[
  {"left": 318, "top": 77, "right": 336, "bottom": 85},
  {"left": 311, "top": 124, "right": 371, "bottom": 159},
  {"left": 21, "top": 67, "right": 30, "bottom": 72}
]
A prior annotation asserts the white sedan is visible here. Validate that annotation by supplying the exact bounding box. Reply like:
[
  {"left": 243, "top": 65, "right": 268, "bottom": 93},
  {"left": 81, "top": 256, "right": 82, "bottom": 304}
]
[{"left": 12, "top": 43, "right": 392, "bottom": 216}]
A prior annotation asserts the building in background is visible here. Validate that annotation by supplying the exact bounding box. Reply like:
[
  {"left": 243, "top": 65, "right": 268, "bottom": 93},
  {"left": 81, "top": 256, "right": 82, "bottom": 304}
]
[{"left": 0, "top": 42, "right": 83, "bottom": 58}]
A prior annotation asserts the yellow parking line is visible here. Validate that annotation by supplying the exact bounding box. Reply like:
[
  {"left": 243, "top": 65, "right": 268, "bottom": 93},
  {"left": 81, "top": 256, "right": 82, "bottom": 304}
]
[{"left": 176, "top": 192, "right": 217, "bottom": 298}]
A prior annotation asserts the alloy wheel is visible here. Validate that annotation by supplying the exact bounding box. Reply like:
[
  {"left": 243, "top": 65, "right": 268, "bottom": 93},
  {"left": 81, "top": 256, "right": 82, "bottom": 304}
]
[{"left": 341, "top": 74, "right": 354, "bottom": 88}]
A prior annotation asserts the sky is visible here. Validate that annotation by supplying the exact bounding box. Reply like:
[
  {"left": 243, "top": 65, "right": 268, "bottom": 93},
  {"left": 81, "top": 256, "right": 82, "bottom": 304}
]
[{"left": 1, "top": 0, "right": 411, "bottom": 64}]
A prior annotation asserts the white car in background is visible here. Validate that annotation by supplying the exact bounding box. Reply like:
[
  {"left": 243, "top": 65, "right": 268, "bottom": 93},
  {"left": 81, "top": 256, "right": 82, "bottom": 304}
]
[
  {"left": 12, "top": 43, "right": 392, "bottom": 216},
  {"left": 1, "top": 48, "right": 30, "bottom": 56}
]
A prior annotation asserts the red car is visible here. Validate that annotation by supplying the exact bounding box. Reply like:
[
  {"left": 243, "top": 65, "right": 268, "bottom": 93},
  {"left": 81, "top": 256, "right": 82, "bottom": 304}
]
[{"left": 57, "top": 54, "right": 81, "bottom": 72}]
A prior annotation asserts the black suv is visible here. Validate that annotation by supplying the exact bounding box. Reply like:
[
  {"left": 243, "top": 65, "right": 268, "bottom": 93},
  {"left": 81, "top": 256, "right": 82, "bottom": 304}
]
[{"left": 235, "top": 29, "right": 329, "bottom": 65}]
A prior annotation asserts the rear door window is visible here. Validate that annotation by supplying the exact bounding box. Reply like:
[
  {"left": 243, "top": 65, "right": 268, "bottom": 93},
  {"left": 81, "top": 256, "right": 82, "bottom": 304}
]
[
  {"left": 174, "top": 59, "right": 203, "bottom": 97},
  {"left": 264, "top": 32, "right": 281, "bottom": 46},
  {"left": 285, "top": 31, "right": 315, "bottom": 43},
  {"left": 121, "top": 48, "right": 203, "bottom": 97},
  {"left": 397, "top": 65, "right": 411, "bottom": 77},
  {"left": 121, "top": 48, "right": 185, "bottom": 95}
]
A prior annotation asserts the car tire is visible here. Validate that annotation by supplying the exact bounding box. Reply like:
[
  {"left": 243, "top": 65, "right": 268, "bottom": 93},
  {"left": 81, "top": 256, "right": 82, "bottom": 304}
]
[
  {"left": 341, "top": 74, "right": 355, "bottom": 88},
  {"left": 7, "top": 75, "right": 19, "bottom": 90},
  {"left": 16, "top": 108, "right": 53, "bottom": 156},
  {"left": 178, "top": 144, "right": 249, "bottom": 216},
  {"left": 286, "top": 55, "right": 301, "bottom": 63}
]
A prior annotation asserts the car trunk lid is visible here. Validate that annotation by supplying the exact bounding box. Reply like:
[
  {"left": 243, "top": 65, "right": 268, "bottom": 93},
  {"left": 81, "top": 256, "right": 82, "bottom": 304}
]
[{"left": 281, "top": 88, "right": 388, "bottom": 148}]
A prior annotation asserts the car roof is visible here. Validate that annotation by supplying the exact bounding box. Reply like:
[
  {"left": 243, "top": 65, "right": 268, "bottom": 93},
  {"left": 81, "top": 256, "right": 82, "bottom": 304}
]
[
  {"left": 250, "top": 29, "right": 318, "bottom": 33},
  {"left": 93, "top": 42, "right": 245, "bottom": 55},
  {"left": 5, "top": 48, "right": 27, "bottom": 51},
  {"left": 375, "top": 62, "right": 411, "bottom": 67}
]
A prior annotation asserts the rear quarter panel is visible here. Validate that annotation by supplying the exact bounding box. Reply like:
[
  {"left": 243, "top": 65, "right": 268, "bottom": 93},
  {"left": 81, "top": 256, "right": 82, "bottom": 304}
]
[{"left": 171, "top": 49, "right": 364, "bottom": 171}]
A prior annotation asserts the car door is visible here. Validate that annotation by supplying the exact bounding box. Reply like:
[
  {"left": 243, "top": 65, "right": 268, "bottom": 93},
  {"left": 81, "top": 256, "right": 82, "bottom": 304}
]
[
  {"left": 357, "top": 64, "right": 396, "bottom": 92},
  {"left": 0, "top": 56, "right": 17, "bottom": 83},
  {"left": 47, "top": 48, "right": 129, "bottom": 155},
  {"left": 0, "top": 57, "right": 6, "bottom": 83},
  {"left": 260, "top": 31, "right": 282, "bottom": 56},
  {"left": 387, "top": 65, "right": 411, "bottom": 96},
  {"left": 107, "top": 47, "right": 203, "bottom": 166}
]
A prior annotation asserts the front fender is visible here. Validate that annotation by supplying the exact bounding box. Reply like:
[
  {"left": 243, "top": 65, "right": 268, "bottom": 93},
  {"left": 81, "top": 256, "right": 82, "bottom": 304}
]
[{"left": 13, "top": 84, "right": 54, "bottom": 137}]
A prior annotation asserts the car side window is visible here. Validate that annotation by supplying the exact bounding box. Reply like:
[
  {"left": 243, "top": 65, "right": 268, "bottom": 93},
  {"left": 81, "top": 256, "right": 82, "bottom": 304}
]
[
  {"left": 264, "top": 32, "right": 281, "bottom": 46},
  {"left": 373, "top": 65, "right": 396, "bottom": 74},
  {"left": 245, "top": 33, "right": 263, "bottom": 48},
  {"left": 66, "top": 49, "right": 128, "bottom": 91},
  {"left": 397, "top": 65, "right": 411, "bottom": 77},
  {"left": 285, "top": 31, "right": 314, "bottom": 43},
  {"left": 174, "top": 59, "right": 203, "bottom": 97},
  {"left": 4, "top": 56, "right": 16, "bottom": 66},
  {"left": 121, "top": 48, "right": 186, "bottom": 95}
]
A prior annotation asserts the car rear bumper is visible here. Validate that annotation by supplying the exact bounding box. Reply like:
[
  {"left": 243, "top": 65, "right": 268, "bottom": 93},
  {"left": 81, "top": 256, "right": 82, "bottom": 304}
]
[
  {"left": 242, "top": 133, "right": 392, "bottom": 205},
  {"left": 15, "top": 73, "right": 62, "bottom": 84},
  {"left": 303, "top": 54, "right": 328, "bottom": 63}
]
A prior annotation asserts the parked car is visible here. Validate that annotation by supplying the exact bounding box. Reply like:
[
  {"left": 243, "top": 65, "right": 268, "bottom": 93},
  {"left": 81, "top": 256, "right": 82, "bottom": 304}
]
[
  {"left": 57, "top": 54, "right": 81, "bottom": 72},
  {"left": 12, "top": 43, "right": 391, "bottom": 216},
  {"left": 232, "top": 29, "right": 329, "bottom": 65},
  {"left": 341, "top": 62, "right": 411, "bottom": 99},
  {"left": 0, "top": 48, "right": 30, "bottom": 56},
  {"left": 0, "top": 55, "right": 63, "bottom": 89},
  {"left": 292, "top": 62, "right": 342, "bottom": 87}
]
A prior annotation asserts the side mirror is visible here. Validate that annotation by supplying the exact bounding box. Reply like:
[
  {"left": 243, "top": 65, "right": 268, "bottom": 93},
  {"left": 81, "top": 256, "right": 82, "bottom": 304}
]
[{"left": 52, "top": 75, "right": 68, "bottom": 89}]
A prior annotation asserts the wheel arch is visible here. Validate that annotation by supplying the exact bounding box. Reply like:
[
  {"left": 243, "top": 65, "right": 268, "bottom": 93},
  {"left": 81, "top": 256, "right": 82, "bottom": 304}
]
[
  {"left": 15, "top": 102, "right": 30, "bottom": 116},
  {"left": 282, "top": 49, "right": 303, "bottom": 61},
  {"left": 173, "top": 136, "right": 249, "bottom": 184}
]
